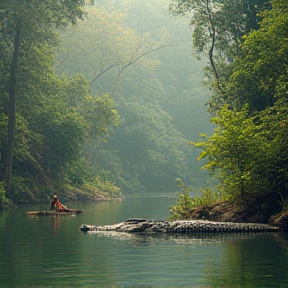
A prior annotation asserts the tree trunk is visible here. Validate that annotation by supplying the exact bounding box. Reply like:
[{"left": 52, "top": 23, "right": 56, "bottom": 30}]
[
  {"left": 4, "top": 20, "right": 21, "bottom": 196},
  {"left": 247, "top": 1, "right": 259, "bottom": 31}
]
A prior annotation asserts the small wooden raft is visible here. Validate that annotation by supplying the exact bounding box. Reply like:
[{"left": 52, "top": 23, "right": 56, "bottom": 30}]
[{"left": 27, "top": 210, "right": 83, "bottom": 216}]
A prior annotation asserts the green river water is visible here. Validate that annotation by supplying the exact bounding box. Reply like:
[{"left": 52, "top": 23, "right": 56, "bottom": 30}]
[{"left": 1, "top": 193, "right": 288, "bottom": 288}]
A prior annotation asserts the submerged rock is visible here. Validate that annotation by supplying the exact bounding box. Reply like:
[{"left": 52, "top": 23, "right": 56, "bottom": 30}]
[{"left": 80, "top": 218, "right": 280, "bottom": 234}]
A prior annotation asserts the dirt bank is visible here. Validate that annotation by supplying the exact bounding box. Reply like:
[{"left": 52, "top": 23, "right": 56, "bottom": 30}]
[{"left": 187, "top": 199, "right": 288, "bottom": 230}]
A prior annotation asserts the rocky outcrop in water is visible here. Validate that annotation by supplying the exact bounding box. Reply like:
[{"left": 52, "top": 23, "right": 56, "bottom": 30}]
[{"left": 80, "top": 218, "right": 280, "bottom": 234}]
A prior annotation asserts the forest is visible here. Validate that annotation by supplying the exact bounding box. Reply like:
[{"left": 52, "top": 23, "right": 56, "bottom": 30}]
[
  {"left": 170, "top": 0, "right": 288, "bottom": 222},
  {"left": 0, "top": 0, "right": 211, "bottom": 206},
  {"left": 1, "top": 0, "right": 288, "bottom": 223}
]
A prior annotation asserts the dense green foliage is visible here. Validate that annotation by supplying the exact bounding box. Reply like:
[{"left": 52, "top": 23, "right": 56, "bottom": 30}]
[
  {"left": 169, "top": 0, "right": 271, "bottom": 109},
  {"left": 169, "top": 178, "right": 224, "bottom": 219},
  {"left": 1, "top": 0, "right": 213, "bottom": 206},
  {"left": 3, "top": 0, "right": 287, "bottom": 216},
  {"left": 170, "top": 0, "right": 288, "bottom": 219},
  {"left": 55, "top": 1, "right": 213, "bottom": 193},
  {"left": 0, "top": 0, "right": 119, "bottom": 205}
]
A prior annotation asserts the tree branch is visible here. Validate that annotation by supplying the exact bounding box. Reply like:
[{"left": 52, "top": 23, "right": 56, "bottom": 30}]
[
  {"left": 56, "top": 50, "right": 69, "bottom": 69},
  {"left": 205, "top": 0, "right": 224, "bottom": 94},
  {"left": 89, "top": 61, "right": 117, "bottom": 86},
  {"left": 113, "top": 42, "right": 178, "bottom": 92}
]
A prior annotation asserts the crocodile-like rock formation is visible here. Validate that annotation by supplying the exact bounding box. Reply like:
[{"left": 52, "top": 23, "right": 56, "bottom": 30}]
[{"left": 79, "top": 218, "right": 280, "bottom": 234}]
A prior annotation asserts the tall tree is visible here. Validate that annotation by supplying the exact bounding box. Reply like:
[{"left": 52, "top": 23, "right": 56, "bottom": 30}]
[
  {"left": 226, "top": 0, "right": 288, "bottom": 111},
  {"left": 191, "top": 0, "right": 288, "bottom": 211},
  {"left": 0, "top": 0, "right": 85, "bottom": 195},
  {"left": 169, "top": 0, "right": 270, "bottom": 110}
]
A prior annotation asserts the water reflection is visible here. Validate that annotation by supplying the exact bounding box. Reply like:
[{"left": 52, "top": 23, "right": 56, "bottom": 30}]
[
  {"left": 82, "top": 230, "right": 279, "bottom": 246},
  {"left": 1, "top": 198, "right": 288, "bottom": 287},
  {"left": 82, "top": 230, "right": 288, "bottom": 287},
  {"left": 206, "top": 232, "right": 288, "bottom": 288}
]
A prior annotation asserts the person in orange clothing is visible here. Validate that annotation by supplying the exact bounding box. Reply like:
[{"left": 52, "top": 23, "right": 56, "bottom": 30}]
[{"left": 50, "top": 195, "right": 68, "bottom": 212}]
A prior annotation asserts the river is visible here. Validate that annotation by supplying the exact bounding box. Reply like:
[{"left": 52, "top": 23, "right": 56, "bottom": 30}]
[{"left": 0, "top": 192, "right": 288, "bottom": 288}]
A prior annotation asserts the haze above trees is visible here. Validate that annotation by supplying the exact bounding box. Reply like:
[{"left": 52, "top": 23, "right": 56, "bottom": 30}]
[{"left": 0, "top": 0, "right": 212, "bottom": 205}]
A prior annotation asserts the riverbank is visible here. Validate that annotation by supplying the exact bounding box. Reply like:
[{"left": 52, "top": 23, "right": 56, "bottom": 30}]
[{"left": 184, "top": 200, "right": 288, "bottom": 230}]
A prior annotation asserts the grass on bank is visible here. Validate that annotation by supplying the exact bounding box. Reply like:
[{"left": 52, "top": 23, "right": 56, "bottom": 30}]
[
  {"left": 169, "top": 178, "right": 229, "bottom": 220},
  {"left": 169, "top": 179, "right": 288, "bottom": 221}
]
